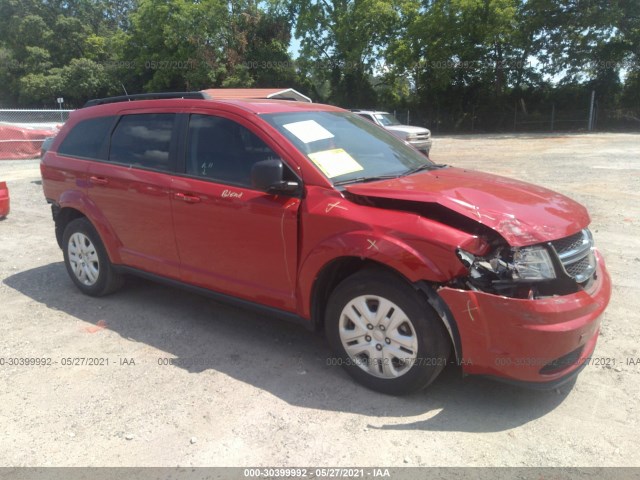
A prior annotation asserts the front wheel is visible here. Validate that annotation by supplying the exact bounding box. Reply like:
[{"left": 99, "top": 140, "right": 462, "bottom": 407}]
[
  {"left": 325, "top": 269, "right": 451, "bottom": 395},
  {"left": 62, "top": 218, "right": 124, "bottom": 296}
]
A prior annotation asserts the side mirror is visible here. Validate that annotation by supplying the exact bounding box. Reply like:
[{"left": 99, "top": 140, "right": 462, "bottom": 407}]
[{"left": 251, "top": 159, "right": 300, "bottom": 195}]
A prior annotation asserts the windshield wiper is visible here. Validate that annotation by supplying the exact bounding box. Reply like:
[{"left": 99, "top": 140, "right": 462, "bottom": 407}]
[
  {"left": 333, "top": 174, "right": 401, "bottom": 186},
  {"left": 333, "top": 163, "right": 447, "bottom": 186},
  {"left": 401, "top": 162, "right": 447, "bottom": 177}
]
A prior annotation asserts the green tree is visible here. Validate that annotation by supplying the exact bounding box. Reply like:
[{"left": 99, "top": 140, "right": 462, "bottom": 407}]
[
  {"left": 0, "top": 0, "right": 132, "bottom": 106},
  {"left": 123, "top": 0, "right": 298, "bottom": 92},
  {"left": 293, "top": 0, "right": 400, "bottom": 107}
]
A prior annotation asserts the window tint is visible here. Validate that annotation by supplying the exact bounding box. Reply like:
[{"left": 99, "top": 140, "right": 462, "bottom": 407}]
[
  {"left": 58, "top": 116, "right": 114, "bottom": 159},
  {"left": 109, "top": 114, "right": 175, "bottom": 171},
  {"left": 186, "top": 114, "right": 285, "bottom": 187}
]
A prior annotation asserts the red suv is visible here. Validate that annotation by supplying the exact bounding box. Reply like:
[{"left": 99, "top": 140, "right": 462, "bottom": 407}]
[{"left": 41, "top": 92, "right": 611, "bottom": 394}]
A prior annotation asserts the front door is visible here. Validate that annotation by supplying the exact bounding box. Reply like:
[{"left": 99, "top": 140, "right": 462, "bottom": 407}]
[{"left": 171, "top": 113, "right": 300, "bottom": 311}]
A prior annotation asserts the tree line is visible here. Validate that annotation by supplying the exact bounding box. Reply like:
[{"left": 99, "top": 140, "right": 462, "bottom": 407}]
[{"left": 0, "top": 0, "right": 638, "bottom": 131}]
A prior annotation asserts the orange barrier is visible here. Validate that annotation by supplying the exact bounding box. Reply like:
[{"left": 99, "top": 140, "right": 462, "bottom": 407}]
[{"left": 0, "top": 124, "right": 60, "bottom": 160}]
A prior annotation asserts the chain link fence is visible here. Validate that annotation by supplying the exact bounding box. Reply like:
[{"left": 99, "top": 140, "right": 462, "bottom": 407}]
[
  {"left": 0, "top": 109, "right": 72, "bottom": 160},
  {"left": 392, "top": 105, "right": 640, "bottom": 134}
]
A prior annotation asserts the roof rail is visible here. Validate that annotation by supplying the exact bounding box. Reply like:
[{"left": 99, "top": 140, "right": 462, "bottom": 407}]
[{"left": 83, "top": 91, "right": 207, "bottom": 108}]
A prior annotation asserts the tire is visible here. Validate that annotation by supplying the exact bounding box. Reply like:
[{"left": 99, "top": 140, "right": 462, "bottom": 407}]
[
  {"left": 325, "top": 268, "right": 451, "bottom": 395},
  {"left": 62, "top": 218, "right": 124, "bottom": 296}
]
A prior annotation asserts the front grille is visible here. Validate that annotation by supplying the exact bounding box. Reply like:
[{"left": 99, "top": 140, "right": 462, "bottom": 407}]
[
  {"left": 550, "top": 229, "right": 596, "bottom": 283},
  {"left": 565, "top": 255, "right": 592, "bottom": 277},
  {"left": 552, "top": 231, "right": 585, "bottom": 255}
]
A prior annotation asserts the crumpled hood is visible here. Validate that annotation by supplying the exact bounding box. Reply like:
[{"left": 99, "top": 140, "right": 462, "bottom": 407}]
[{"left": 345, "top": 167, "right": 590, "bottom": 246}]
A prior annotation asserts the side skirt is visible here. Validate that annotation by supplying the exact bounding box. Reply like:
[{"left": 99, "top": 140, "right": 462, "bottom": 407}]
[{"left": 114, "top": 266, "right": 315, "bottom": 331}]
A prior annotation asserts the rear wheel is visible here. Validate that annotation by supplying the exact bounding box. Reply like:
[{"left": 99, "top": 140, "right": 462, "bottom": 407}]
[
  {"left": 325, "top": 269, "right": 450, "bottom": 395},
  {"left": 62, "top": 218, "right": 123, "bottom": 296}
]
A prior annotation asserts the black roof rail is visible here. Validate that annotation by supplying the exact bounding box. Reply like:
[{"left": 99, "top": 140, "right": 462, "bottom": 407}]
[{"left": 83, "top": 91, "right": 207, "bottom": 108}]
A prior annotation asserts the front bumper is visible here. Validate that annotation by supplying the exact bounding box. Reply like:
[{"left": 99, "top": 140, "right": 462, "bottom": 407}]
[
  {"left": 410, "top": 139, "right": 432, "bottom": 153},
  {"left": 438, "top": 250, "right": 611, "bottom": 385}
]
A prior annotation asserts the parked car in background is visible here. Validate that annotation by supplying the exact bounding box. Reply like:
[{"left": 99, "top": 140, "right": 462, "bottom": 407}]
[
  {"left": 351, "top": 109, "right": 432, "bottom": 156},
  {"left": 0, "top": 181, "right": 9, "bottom": 218},
  {"left": 41, "top": 91, "right": 610, "bottom": 395}
]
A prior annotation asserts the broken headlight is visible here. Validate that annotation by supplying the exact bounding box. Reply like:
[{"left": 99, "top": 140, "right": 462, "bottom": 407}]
[{"left": 512, "top": 246, "right": 556, "bottom": 280}]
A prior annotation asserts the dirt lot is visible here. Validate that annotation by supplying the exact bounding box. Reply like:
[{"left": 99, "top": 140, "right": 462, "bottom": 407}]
[{"left": 1, "top": 133, "right": 639, "bottom": 467}]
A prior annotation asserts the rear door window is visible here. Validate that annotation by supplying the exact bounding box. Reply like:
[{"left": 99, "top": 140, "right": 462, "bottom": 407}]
[
  {"left": 109, "top": 114, "right": 176, "bottom": 171},
  {"left": 58, "top": 116, "right": 115, "bottom": 160}
]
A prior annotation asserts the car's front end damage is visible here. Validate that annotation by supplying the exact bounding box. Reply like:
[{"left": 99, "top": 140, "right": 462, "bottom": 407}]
[
  {"left": 441, "top": 229, "right": 610, "bottom": 387},
  {"left": 344, "top": 167, "right": 612, "bottom": 387}
]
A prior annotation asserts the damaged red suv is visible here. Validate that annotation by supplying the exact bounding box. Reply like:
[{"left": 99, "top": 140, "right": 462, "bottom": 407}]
[{"left": 41, "top": 92, "right": 611, "bottom": 394}]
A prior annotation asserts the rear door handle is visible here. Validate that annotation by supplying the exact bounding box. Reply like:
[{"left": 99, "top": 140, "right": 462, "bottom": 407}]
[
  {"left": 89, "top": 176, "right": 109, "bottom": 185},
  {"left": 174, "top": 192, "right": 201, "bottom": 204}
]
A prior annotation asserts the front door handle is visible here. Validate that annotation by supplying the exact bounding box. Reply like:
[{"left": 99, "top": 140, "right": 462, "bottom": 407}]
[
  {"left": 174, "top": 192, "right": 201, "bottom": 204},
  {"left": 89, "top": 176, "right": 109, "bottom": 185}
]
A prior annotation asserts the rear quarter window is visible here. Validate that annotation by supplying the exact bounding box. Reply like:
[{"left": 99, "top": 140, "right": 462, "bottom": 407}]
[{"left": 57, "top": 116, "right": 115, "bottom": 160}]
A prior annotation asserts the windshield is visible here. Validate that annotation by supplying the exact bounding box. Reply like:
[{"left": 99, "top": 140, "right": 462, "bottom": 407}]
[
  {"left": 261, "top": 111, "right": 435, "bottom": 185},
  {"left": 374, "top": 113, "right": 401, "bottom": 126}
]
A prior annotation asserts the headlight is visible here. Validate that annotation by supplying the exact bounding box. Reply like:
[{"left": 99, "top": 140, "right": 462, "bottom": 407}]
[
  {"left": 457, "top": 244, "right": 556, "bottom": 282},
  {"left": 512, "top": 246, "right": 556, "bottom": 280}
]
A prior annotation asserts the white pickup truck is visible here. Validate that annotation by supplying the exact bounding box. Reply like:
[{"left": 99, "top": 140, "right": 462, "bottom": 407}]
[{"left": 352, "top": 109, "right": 432, "bottom": 156}]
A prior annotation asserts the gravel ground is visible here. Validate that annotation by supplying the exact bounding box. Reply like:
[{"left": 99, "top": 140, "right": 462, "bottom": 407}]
[{"left": 0, "top": 132, "right": 639, "bottom": 467}]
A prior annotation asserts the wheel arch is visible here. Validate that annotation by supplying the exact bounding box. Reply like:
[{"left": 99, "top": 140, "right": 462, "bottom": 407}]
[
  {"left": 53, "top": 191, "right": 122, "bottom": 264},
  {"left": 309, "top": 256, "right": 462, "bottom": 364},
  {"left": 415, "top": 282, "right": 463, "bottom": 365},
  {"left": 53, "top": 205, "right": 86, "bottom": 248}
]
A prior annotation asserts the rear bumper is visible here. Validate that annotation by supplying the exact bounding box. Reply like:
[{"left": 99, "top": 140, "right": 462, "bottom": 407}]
[{"left": 439, "top": 250, "right": 611, "bottom": 385}]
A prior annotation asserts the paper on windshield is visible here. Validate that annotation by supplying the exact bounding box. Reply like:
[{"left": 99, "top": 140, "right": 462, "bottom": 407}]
[
  {"left": 308, "top": 148, "right": 363, "bottom": 178},
  {"left": 283, "top": 120, "right": 334, "bottom": 144}
]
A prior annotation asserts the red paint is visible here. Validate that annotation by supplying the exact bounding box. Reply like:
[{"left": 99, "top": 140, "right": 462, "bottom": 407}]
[
  {"left": 0, "top": 181, "right": 9, "bottom": 218},
  {"left": 85, "top": 319, "right": 108, "bottom": 333},
  {"left": 41, "top": 96, "right": 612, "bottom": 386},
  {"left": 86, "top": 160, "right": 180, "bottom": 279},
  {"left": 346, "top": 167, "right": 591, "bottom": 246},
  {"left": 171, "top": 176, "right": 300, "bottom": 311}
]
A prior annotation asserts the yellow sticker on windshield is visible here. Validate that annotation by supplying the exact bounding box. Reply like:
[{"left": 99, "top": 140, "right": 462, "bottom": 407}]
[{"left": 308, "top": 149, "right": 363, "bottom": 178}]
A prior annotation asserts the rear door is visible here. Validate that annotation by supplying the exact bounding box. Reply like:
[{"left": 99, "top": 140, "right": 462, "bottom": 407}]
[
  {"left": 86, "top": 111, "right": 180, "bottom": 278},
  {"left": 171, "top": 112, "right": 301, "bottom": 311},
  {"left": 43, "top": 116, "right": 116, "bottom": 211}
]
